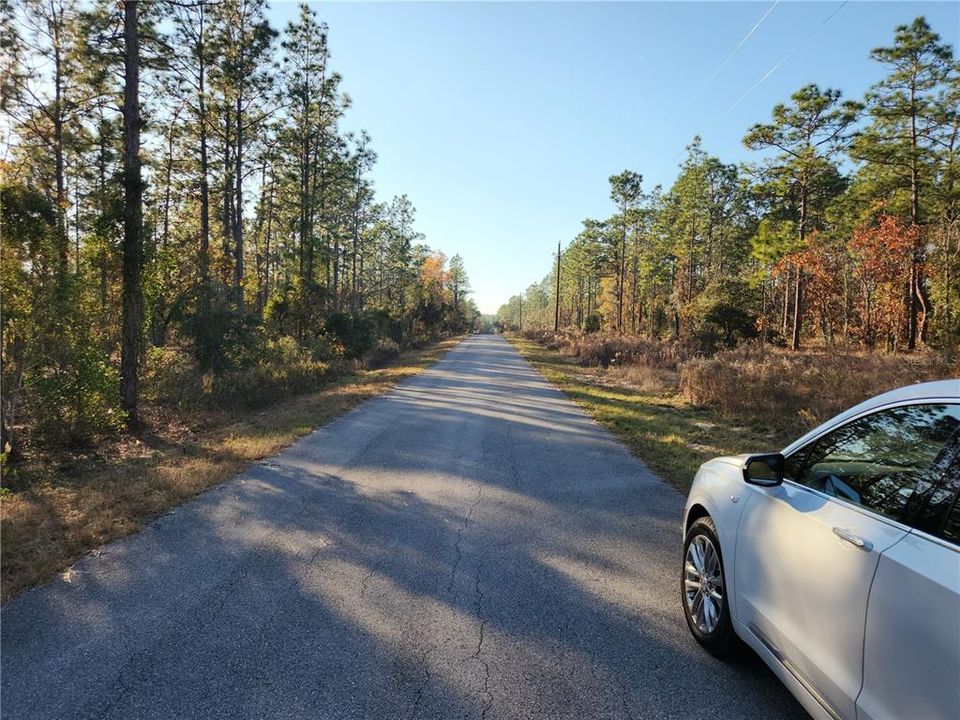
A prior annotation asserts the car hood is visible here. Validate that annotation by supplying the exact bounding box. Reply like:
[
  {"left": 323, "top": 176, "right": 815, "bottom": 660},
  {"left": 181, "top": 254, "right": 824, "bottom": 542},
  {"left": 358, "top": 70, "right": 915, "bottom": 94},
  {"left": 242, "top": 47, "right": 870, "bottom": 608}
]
[{"left": 702, "top": 455, "right": 748, "bottom": 471}]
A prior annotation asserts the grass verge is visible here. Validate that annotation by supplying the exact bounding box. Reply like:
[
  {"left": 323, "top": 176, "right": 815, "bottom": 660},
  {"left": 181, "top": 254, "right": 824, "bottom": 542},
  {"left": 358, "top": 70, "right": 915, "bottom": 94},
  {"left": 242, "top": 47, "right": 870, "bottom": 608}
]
[
  {"left": 508, "top": 336, "right": 793, "bottom": 493},
  {"left": 1, "top": 337, "right": 461, "bottom": 601}
]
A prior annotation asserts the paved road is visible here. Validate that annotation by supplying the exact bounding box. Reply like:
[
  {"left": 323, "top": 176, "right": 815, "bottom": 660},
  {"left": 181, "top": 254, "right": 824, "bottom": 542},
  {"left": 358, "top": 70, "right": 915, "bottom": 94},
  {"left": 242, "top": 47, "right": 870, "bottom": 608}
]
[{"left": 2, "top": 335, "right": 805, "bottom": 720}]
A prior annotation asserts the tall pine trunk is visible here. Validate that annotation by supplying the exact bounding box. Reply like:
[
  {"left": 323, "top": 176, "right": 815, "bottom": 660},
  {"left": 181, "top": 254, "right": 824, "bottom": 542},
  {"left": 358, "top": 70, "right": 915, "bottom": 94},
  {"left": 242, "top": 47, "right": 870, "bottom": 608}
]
[
  {"left": 120, "top": 0, "right": 143, "bottom": 427},
  {"left": 791, "top": 188, "right": 809, "bottom": 351},
  {"left": 617, "top": 214, "right": 627, "bottom": 333},
  {"left": 233, "top": 93, "right": 244, "bottom": 306},
  {"left": 263, "top": 165, "right": 275, "bottom": 311},
  {"left": 351, "top": 164, "right": 362, "bottom": 312},
  {"left": 97, "top": 124, "right": 109, "bottom": 311},
  {"left": 222, "top": 111, "right": 233, "bottom": 265},
  {"left": 791, "top": 271, "right": 803, "bottom": 351},
  {"left": 52, "top": 22, "right": 67, "bottom": 276},
  {"left": 198, "top": 59, "right": 210, "bottom": 288},
  {"left": 906, "top": 80, "right": 931, "bottom": 349},
  {"left": 161, "top": 105, "right": 179, "bottom": 248},
  {"left": 781, "top": 265, "right": 791, "bottom": 336}
]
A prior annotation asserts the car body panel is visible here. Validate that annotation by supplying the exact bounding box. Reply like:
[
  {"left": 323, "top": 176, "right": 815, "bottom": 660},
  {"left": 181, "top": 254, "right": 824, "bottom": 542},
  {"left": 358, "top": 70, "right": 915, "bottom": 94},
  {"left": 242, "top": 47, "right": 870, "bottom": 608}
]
[
  {"left": 733, "top": 481, "right": 908, "bottom": 720},
  {"left": 685, "top": 458, "right": 746, "bottom": 534},
  {"left": 857, "top": 531, "right": 960, "bottom": 720},
  {"left": 732, "top": 615, "right": 836, "bottom": 720}
]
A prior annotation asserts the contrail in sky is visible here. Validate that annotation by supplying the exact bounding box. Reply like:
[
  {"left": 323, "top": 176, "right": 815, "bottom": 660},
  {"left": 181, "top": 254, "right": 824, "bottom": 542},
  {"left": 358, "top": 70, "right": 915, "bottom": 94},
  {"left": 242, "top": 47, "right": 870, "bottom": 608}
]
[
  {"left": 703, "top": 0, "right": 850, "bottom": 133},
  {"left": 671, "top": 0, "right": 782, "bottom": 123}
]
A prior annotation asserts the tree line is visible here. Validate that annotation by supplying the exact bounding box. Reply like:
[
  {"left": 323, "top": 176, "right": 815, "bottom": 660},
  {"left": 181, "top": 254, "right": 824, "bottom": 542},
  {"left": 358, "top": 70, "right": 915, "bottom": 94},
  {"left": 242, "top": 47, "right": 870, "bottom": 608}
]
[
  {"left": 498, "top": 17, "right": 958, "bottom": 356},
  {"left": 1, "top": 0, "right": 476, "bottom": 456}
]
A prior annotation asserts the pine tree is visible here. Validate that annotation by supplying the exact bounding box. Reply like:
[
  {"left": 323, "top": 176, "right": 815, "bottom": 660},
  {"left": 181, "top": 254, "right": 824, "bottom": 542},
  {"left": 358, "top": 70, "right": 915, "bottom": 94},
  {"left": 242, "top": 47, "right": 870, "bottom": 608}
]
[
  {"left": 851, "top": 17, "right": 955, "bottom": 348},
  {"left": 210, "top": 0, "right": 276, "bottom": 306},
  {"left": 608, "top": 171, "right": 643, "bottom": 333},
  {"left": 744, "top": 84, "right": 857, "bottom": 349},
  {"left": 119, "top": 0, "right": 143, "bottom": 425}
]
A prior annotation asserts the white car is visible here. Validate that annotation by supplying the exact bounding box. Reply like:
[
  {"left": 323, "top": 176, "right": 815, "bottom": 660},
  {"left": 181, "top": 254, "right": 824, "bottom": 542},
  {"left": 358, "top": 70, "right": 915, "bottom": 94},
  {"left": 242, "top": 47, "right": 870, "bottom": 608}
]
[{"left": 681, "top": 379, "right": 960, "bottom": 720}]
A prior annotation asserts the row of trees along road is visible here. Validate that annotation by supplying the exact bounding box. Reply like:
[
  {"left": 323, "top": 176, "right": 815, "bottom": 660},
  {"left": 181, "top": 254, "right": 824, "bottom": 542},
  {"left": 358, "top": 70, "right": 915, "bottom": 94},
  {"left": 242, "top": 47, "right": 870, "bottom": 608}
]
[
  {"left": 498, "top": 17, "right": 959, "bottom": 357},
  {"left": 1, "top": 0, "right": 477, "bottom": 457}
]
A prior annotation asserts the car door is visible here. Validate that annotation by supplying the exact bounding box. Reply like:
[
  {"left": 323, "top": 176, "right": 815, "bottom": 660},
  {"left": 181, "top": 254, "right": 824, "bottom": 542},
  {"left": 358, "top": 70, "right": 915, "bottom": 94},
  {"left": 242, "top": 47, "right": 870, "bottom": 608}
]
[
  {"left": 734, "top": 403, "right": 959, "bottom": 720},
  {"left": 858, "top": 429, "right": 960, "bottom": 720}
]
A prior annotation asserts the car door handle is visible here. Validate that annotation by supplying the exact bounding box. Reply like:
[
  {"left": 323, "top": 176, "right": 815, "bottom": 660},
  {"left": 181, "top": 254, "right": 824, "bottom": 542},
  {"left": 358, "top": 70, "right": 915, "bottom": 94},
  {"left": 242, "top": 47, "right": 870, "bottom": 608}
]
[{"left": 832, "top": 527, "right": 873, "bottom": 552}]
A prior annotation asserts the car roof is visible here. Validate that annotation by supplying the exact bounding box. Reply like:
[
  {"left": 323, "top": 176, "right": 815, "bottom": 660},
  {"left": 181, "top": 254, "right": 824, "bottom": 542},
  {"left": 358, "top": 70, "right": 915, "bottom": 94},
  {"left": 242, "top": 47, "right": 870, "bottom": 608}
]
[
  {"left": 782, "top": 378, "right": 960, "bottom": 455},
  {"left": 858, "top": 378, "right": 960, "bottom": 408}
]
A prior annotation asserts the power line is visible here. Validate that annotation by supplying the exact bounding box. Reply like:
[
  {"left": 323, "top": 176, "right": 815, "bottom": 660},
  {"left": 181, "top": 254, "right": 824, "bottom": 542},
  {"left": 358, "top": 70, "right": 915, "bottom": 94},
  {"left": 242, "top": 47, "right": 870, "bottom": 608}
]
[{"left": 671, "top": 0, "right": 781, "bottom": 124}]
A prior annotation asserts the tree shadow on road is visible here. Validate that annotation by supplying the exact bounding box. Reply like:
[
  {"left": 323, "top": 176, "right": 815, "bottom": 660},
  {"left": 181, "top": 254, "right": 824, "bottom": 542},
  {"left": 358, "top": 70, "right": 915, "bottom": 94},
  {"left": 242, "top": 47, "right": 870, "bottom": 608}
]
[{"left": 2, "top": 337, "right": 806, "bottom": 720}]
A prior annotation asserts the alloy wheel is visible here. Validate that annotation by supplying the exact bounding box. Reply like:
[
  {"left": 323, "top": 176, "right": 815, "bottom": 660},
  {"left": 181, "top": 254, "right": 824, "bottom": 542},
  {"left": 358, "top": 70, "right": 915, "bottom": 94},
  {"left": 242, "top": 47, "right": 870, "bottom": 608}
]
[{"left": 684, "top": 534, "right": 724, "bottom": 634}]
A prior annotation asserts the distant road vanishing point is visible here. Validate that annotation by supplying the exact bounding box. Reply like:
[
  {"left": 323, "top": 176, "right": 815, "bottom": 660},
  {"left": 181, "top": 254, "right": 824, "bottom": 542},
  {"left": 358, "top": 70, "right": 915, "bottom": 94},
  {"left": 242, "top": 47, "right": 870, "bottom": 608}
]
[{"left": 2, "top": 335, "right": 805, "bottom": 720}]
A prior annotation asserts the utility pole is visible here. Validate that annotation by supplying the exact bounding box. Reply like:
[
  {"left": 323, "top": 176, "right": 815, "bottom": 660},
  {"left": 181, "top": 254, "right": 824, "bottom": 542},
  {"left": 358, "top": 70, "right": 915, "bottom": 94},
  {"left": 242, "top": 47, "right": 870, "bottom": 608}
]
[
  {"left": 554, "top": 239, "right": 561, "bottom": 332},
  {"left": 518, "top": 294, "right": 523, "bottom": 332}
]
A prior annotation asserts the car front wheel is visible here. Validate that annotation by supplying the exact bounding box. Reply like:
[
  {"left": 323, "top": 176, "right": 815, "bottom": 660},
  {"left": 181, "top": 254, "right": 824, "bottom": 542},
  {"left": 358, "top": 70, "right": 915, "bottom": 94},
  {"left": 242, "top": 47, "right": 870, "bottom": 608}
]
[{"left": 681, "top": 516, "right": 739, "bottom": 656}]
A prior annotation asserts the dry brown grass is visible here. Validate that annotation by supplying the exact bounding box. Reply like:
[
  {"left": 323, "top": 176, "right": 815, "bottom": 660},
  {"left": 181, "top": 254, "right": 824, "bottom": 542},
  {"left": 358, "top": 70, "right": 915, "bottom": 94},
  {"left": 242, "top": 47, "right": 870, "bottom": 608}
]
[
  {"left": 521, "top": 330, "right": 956, "bottom": 435},
  {"left": 605, "top": 363, "right": 679, "bottom": 396},
  {"left": 0, "top": 338, "right": 460, "bottom": 601},
  {"left": 680, "top": 344, "right": 958, "bottom": 436},
  {"left": 513, "top": 332, "right": 957, "bottom": 492},
  {"left": 521, "top": 328, "right": 687, "bottom": 369}
]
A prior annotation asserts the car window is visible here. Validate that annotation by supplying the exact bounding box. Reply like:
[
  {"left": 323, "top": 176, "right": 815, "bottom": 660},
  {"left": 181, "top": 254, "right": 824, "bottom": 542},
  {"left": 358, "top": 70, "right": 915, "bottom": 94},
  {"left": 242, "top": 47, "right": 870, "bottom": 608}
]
[
  {"left": 939, "top": 490, "right": 960, "bottom": 545},
  {"left": 903, "top": 440, "right": 960, "bottom": 542},
  {"left": 785, "top": 403, "right": 960, "bottom": 524}
]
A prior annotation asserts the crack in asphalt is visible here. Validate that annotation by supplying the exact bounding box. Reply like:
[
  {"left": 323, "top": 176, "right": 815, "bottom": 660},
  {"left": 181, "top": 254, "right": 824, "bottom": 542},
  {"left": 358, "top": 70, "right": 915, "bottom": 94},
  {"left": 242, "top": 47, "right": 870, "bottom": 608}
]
[
  {"left": 359, "top": 553, "right": 385, "bottom": 600},
  {"left": 93, "top": 657, "right": 139, "bottom": 720},
  {"left": 407, "top": 645, "right": 435, "bottom": 720},
  {"left": 478, "top": 655, "right": 493, "bottom": 720},
  {"left": 447, "top": 486, "right": 484, "bottom": 598},
  {"left": 471, "top": 551, "right": 493, "bottom": 720}
]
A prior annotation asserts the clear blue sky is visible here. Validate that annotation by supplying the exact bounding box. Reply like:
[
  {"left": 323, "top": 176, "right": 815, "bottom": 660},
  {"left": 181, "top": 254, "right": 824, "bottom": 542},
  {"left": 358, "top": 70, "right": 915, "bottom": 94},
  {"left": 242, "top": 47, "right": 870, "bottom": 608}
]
[{"left": 269, "top": 1, "right": 959, "bottom": 314}]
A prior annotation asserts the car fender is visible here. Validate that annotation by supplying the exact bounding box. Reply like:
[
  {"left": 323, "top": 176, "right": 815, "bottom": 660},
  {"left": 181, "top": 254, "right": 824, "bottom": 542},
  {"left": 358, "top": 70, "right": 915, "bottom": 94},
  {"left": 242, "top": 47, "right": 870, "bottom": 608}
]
[{"left": 684, "top": 456, "right": 749, "bottom": 624}]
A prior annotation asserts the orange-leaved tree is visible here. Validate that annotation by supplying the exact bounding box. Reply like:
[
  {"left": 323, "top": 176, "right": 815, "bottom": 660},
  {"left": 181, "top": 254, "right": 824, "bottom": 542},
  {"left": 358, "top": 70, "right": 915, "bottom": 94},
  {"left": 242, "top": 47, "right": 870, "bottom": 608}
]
[
  {"left": 786, "top": 232, "right": 850, "bottom": 346},
  {"left": 849, "top": 214, "right": 920, "bottom": 349}
]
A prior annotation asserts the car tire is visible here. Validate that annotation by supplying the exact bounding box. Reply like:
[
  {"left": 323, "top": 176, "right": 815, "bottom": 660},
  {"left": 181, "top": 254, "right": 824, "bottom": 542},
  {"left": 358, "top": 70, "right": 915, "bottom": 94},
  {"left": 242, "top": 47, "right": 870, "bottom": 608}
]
[{"left": 681, "top": 516, "right": 740, "bottom": 657}]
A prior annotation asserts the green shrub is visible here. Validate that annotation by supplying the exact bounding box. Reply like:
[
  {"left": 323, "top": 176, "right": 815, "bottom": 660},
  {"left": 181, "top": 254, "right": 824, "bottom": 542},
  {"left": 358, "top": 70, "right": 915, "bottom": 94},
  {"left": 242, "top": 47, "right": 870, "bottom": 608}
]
[
  {"left": 145, "top": 336, "right": 337, "bottom": 411},
  {"left": 144, "top": 346, "right": 200, "bottom": 408},
  {"left": 31, "top": 341, "right": 124, "bottom": 446},
  {"left": 299, "top": 334, "right": 345, "bottom": 363},
  {"left": 684, "top": 279, "right": 759, "bottom": 353},
  {"left": 178, "top": 284, "right": 258, "bottom": 373},
  {"left": 364, "top": 308, "right": 405, "bottom": 344},
  {"left": 210, "top": 354, "right": 331, "bottom": 409},
  {"left": 324, "top": 311, "right": 376, "bottom": 358}
]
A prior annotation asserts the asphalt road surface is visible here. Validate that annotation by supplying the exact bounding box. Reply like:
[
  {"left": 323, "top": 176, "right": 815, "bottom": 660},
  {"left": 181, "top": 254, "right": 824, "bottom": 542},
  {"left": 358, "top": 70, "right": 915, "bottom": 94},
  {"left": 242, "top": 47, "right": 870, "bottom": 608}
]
[{"left": 2, "top": 335, "right": 806, "bottom": 719}]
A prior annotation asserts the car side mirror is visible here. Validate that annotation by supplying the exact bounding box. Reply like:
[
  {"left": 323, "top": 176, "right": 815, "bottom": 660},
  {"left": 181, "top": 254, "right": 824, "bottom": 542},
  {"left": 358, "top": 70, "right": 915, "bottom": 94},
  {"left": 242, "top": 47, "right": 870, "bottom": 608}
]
[{"left": 742, "top": 453, "right": 785, "bottom": 487}]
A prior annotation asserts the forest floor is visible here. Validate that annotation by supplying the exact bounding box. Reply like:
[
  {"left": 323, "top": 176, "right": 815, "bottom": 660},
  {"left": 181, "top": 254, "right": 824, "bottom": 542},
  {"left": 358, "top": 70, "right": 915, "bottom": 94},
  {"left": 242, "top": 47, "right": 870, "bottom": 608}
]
[
  {"left": 0, "top": 337, "right": 462, "bottom": 601},
  {"left": 508, "top": 336, "right": 793, "bottom": 492}
]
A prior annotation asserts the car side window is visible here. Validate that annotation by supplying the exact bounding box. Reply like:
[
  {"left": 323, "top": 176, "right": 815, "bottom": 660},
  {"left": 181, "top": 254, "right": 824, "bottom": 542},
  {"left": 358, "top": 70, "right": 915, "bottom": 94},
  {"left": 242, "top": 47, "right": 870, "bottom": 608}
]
[
  {"left": 903, "top": 440, "right": 960, "bottom": 541},
  {"left": 939, "top": 489, "right": 960, "bottom": 545},
  {"left": 785, "top": 404, "right": 960, "bottom": 525}
]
